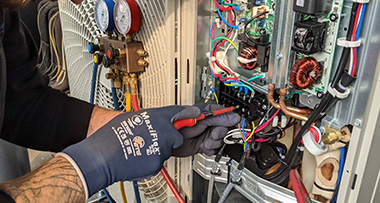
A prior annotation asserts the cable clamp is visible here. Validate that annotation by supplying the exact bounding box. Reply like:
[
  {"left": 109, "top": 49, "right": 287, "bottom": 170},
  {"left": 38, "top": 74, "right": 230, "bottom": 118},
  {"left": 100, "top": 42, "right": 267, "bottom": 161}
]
[
  {"left": 328, "top": 85, "right": 351, "bottom": 99},
  {"left": 337, "top": 38, "right": 362, "bottom": 48},
  {"left": 302, "top": 126, "right": 328, "bottom": 156},
  {"left": 352, "top": 0, "right": 370, "bottom": 3}
]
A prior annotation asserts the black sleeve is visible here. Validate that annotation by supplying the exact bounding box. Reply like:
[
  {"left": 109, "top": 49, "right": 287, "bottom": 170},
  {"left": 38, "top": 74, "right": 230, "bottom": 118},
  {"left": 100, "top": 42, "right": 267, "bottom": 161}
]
[
  {"left": 0, "top": 11, "right": 95, "bottom": 152},
  {"left": 0, "top": 190, "right": 15, "bottom": 203}
]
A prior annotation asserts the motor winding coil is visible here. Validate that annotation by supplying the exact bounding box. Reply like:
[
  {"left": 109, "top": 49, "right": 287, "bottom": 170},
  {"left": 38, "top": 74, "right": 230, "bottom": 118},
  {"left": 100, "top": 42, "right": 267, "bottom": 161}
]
[
  {"left": 238, "top": 46, "right": 258, "bottom": 70},
  {"left": 290, "top": 57, "right": 321, "bottom": 89}
]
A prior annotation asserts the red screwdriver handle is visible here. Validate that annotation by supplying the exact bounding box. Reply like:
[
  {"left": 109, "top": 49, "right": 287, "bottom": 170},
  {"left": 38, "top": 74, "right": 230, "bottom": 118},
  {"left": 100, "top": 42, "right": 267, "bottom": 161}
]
[
  {"left": 173, "top": 106, "right": 236, "bottom": 130},
  {"left": 173, "top": 119, "right": 197, "bottom": 130}
]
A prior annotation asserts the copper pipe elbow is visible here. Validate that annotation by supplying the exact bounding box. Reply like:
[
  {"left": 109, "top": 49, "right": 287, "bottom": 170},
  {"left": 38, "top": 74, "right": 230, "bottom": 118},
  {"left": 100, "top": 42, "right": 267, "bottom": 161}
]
[
  {"left": 268, "top": 83, "right": 280, "bottom": 109},
  {"left": 279, "top": 89, "right": 308, "bottom": 121},
  {"left": 268, "top": 83, "right": 311, "bottom": 114}
]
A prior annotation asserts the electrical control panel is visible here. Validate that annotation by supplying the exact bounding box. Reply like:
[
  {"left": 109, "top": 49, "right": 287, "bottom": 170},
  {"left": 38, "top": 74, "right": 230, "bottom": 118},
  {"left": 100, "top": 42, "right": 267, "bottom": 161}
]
[{"left": 194, "top": 0, "right": 378, "bottom": 202}]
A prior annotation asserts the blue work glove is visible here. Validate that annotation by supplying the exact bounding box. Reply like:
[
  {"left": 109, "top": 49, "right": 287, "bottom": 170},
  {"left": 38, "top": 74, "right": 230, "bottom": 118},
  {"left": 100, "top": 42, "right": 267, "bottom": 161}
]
[
  {"left": 58, "top": 105, "right": 201, "bottom": 198},
  {"left": 172, "top": 104, "right": 241, "bottom": 157}
]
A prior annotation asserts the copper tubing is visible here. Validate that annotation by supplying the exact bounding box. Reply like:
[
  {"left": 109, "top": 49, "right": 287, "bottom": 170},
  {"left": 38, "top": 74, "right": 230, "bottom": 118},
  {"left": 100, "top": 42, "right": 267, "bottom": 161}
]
[
  {"left": 279, "top": 88, "right": 308, "bottom": 121},
  {"left": 268, "top": 83, "right": 281, "bottom": 109},
  {"left": 268, "top": 83, "right": 311, "bottom": 114}
]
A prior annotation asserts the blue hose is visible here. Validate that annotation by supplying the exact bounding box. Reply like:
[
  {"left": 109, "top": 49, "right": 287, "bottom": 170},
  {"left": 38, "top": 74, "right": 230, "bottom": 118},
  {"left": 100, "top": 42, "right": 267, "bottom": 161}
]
[
  {"left": 102, "top": 188, "right": 113, "bottom": 203},
  {"left": 90, "top": 63, "right": 99, "bottom": 104},
  {"left": 133, "top": 181, "right": 142, "bottom": 203},
  {"left": 111, "top": 87, "right": 120, "bottom": 111}
]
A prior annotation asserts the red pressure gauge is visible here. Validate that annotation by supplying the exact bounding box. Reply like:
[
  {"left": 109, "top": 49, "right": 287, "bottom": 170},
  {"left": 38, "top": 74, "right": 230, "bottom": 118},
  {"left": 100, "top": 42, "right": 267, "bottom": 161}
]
[{"left": 114, "top": 0, "right": 141, "bottom": 35}]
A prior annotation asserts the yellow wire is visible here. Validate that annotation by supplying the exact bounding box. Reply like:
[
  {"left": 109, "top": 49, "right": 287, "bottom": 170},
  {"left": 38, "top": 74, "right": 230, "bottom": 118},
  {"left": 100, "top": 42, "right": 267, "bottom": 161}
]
[
  {"left": 119, "top": 181, "right": 128, "bottom": 203},
  {"left": 211, "top": 36, "right": 239, "bottom": 52},
  {"left": 213, "top": 92, "right": 219, "bottom": 105},
  {"left": 245, "top": 122, "right": 255, "bottom": 142}
]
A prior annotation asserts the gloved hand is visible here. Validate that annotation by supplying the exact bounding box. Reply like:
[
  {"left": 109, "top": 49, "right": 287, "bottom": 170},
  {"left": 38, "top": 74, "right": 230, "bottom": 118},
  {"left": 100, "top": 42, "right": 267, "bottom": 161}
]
[
  {"left": 172, "top": 104, "right": 241, "bottom": 157},
  {"left": 57, "top": 105, "right": 201, "bottom": 198}
]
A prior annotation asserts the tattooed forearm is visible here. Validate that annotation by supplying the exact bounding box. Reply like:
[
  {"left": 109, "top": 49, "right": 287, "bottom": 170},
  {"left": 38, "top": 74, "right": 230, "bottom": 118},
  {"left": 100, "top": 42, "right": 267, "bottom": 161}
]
[{"left": 0, "top": 156, "right": 85, "bottom": 203}]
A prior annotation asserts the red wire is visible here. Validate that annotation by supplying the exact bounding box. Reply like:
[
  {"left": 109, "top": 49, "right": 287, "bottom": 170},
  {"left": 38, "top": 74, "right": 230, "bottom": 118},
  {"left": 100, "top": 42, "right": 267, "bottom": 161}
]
[
  {"left": 214, "top": 0, "right": 234, "bottom": 11},
  {"left": 351, "top": 4, "right": 362, "bottom": 76},
  {"left": 161, "top": 167, "right": 186, "bottom": 203}
]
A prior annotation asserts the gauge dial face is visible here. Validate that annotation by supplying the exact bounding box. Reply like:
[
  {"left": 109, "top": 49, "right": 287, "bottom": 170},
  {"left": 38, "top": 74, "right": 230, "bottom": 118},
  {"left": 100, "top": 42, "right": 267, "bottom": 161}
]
[
  {"left": 95, "top": 0, "right": 110, "bottom": 31},
  {"left": 114, "top": 0, "right": 132, "bottom": 35}
]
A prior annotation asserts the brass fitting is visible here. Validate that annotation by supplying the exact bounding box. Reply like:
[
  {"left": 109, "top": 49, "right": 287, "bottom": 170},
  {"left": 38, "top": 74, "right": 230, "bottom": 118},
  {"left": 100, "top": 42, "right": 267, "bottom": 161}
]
[
  {"left": 123, "top": 73, "right": 130, "bottom": 86},
  {"left": 129, "top": 73, "right": 138, "bottom": 96},
  {"left": 105, "top": 72, "right": 117, "bottom": 80},
  {"left": 321, "top": 126, "right": 345, "bottom": 145},
  {"left": 136, "top": 49, "right": 148, "bottom": 57},
  {"left": 106, "top": 69, "right": 122, "bottom": 89},
  {"left": 114, "top": 69, "right": 122, "bottom": 89},
  {"left": 126, "top": 34, "right": 135, "bottom": 42},
  {"left": 118, "top": 48, "right": 126, "bottom": 57},
  {"left": 279, "top": 88, "right": 308, "bottom": 121},
  {"left": 137, "top": 59, "right": 149, "bottom": 67}
]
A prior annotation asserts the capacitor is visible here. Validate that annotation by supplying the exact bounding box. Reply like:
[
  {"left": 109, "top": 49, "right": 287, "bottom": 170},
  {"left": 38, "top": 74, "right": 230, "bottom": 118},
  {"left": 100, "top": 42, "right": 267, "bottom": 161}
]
[
  {"left": 255, "top": 0, "right": 266, "bottom": 6},
  {"left": 257, "top": 19, "right": 266, "bottom": 27}
]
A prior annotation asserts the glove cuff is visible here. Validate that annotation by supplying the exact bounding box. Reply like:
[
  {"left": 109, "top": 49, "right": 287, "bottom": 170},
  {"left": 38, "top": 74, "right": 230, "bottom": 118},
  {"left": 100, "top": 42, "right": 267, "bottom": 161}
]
[{"left": 56, "top": 153, "right": 89, "bottom": 199}]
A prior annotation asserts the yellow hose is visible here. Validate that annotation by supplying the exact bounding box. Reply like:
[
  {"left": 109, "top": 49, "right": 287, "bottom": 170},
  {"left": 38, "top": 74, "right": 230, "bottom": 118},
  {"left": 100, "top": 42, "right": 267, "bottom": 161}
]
[
  {"left": 125, "top": 93, "right": 132, "bottom": 112},
  {"left": 119, "top": 181, "right": 128, "bottom": 203}
]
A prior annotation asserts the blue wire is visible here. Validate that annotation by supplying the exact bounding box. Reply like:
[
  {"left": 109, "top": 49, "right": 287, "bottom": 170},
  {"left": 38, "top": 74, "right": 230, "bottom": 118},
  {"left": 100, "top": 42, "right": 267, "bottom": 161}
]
[
  {"left": 210, "top": 22, "right": 216, "bottom": 39},
  {"left": 337, "top": 147, "right": 346, "bottom": 186},
  {"left": 248, "top": 75, "right": 264, "bottom": 82},
  {"left": 111, "top": 87, "right": 120, "bottom": 111},
  {"left": 102, "top": 188, "right": 113, "bottom": 203},
  {"left": 332, "top": 146, "right": 346, "bottom": 203},
  {"left": 223, "top": 80, "right": 242, "bottom": 84},
  {"left": 133, "top": 181, "right": 142, "bottom": 203},
  {"left": 356, "top": 4, "right": 366, "bottom": 41},
  {"left": 242, "top": 118, "right": 247, "bottom": 140},
  {"left": 90, "top": 63, "right": 99, "bottom": 104},
  {"left": 217, "top": 8, "right": 239, "bottom": 29}
]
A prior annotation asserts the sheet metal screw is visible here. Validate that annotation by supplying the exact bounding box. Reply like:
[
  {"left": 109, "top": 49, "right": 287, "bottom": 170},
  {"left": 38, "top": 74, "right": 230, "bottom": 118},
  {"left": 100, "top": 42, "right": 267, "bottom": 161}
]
[{"left": 354, "top": 119, "right": 362, "bottom": 127}]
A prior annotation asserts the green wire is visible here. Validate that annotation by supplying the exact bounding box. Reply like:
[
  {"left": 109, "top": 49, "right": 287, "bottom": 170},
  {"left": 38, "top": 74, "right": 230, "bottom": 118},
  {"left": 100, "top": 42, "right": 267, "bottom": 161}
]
[
  {"left": 222, "top": 3, "right": 238, "bottom": 6},
  {"left": 286, "top": 92, "right": 303, "bottom": 101}
]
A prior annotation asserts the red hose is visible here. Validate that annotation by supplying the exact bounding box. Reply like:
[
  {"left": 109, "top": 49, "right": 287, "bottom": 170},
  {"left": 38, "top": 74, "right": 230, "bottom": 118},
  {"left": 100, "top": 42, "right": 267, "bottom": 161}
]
[
  {"left": 132, "top": 95, "right": 140, "bottom": 111},
  {"left": 161, "top": 167, "right": 186, "bottom": 203}
]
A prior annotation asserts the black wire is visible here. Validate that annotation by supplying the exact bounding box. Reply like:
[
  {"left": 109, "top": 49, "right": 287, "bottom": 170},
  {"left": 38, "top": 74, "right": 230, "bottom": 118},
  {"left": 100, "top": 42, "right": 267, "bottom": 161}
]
[
  {"left": 244, "top": 11, "right": 271, "bottom": 46},
  {"left": 331, "top": 3, "right": 359, "bottom": 88}
]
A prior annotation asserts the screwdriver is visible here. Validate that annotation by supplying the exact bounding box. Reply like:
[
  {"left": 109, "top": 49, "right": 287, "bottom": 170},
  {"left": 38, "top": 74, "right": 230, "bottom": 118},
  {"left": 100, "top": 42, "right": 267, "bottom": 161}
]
[
  {"left": 290, "top": 169, "right": 312, "bottom": 203},
  {"left": 173, "top": 106, "right": 237, "bottom": 130}
]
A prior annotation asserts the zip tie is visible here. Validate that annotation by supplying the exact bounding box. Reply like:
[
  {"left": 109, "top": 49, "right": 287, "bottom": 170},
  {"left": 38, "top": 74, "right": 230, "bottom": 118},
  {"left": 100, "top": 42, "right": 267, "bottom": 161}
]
[
  {"left": 328, "top": 85, "right": 351, "bottom": 99},
  {"left": 337, "top": 38, "right": 362, "bottom": 48},
  {"left": 237, "top": 56, "right": 257, "bottom": 64}
]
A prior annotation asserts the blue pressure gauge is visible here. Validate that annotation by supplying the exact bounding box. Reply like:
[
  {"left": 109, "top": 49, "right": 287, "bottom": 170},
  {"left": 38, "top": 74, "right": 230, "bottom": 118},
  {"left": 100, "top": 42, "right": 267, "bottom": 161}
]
[{"left": 95, "top": 0, "right": 115, "bottom": 31}]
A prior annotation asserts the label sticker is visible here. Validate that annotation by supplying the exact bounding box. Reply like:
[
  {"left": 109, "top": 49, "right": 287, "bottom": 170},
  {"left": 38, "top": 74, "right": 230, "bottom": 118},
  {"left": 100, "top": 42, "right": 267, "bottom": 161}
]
[{"left": 296, "top": 0, "right": 305, "bottom": 7}]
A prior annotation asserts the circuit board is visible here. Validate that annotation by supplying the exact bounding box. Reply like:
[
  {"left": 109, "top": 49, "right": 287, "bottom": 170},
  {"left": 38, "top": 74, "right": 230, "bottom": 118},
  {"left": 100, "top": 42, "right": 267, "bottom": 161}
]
[
  {"left": 246, "top": 0, "right": 275, "bottom": 41},
  {"left": 292, "top": 0, "right": 344, "bottom": 95}
]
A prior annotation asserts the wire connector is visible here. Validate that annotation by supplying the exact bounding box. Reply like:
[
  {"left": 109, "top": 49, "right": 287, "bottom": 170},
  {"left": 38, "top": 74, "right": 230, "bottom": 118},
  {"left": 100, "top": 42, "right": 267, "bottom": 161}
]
[
  {"left": 328, "top": 85, "right": 351, "bottom": 99},
  {"left": 337, "top": 37, "right": 362, "bottom": 48}
]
